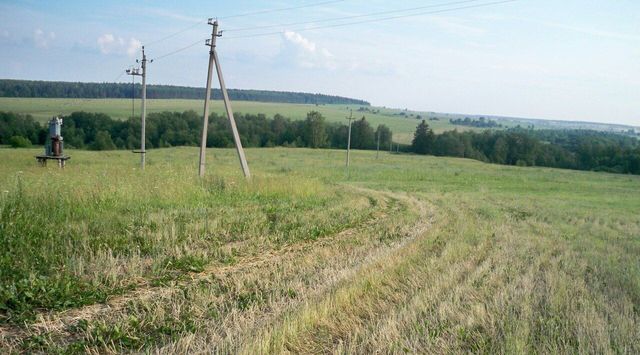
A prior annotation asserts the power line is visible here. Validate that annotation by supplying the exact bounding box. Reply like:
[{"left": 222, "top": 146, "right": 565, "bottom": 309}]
[
  {"left": 125, "top": 1, "right": 518, "bottom": 76},
  {"left": 146, "top": 20, "right": 208, "bottom": 46},
  {"left": 112, "top": 70, "right": 127, "bottom": 83},
  {"left": 152, "top": 38, "right": 207, "bottom": 61},
  {"left": 225, "top": 0, "right": 518, "bottom": 40},
  {"left": 220, "top": 0, "right": 345, "bottom": 20},
  {"left": 224, "top": 0, "right": 484, "bottom": 33},
  {"left": 144, "top": 0, "right": 345, "bottom": 47}
]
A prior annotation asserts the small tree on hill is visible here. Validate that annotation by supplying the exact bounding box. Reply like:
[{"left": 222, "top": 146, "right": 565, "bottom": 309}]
[
  {"left": 411, "top": 120, "right": 435, "bottom": 155},
  {"left": 351, "top": 117, "right": 375, "bottom": 149},
  {"left": 375, "top": 124, "right": 392, "bottom": 149},
  {"left": 304, "top": 111, "right": 327, "bottom": 148}
]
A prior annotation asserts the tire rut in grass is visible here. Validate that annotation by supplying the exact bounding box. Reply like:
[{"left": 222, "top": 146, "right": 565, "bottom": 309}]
[
  {"left": 237, "top": 192, "right": 436, "bottom": 354},
  {"left": 0, "top": 188, "right": 411, "bottom": 351}
]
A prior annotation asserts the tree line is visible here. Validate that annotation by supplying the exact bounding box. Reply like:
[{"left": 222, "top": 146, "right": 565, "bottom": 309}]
[
  {"left": 0, "top": 111, "right": 392, "bottom": 152},
  {"left": 3, "top": 111, "right": 638, "bottom": 175},
  {"left": 450, "top": 117, "right": 502, "bottom": 128},
  {"left": 411, "top": 120, "right": 640, "bottom": 175},
  {"left": 0, "top": 80, "right": 370, "bottom": 106}
]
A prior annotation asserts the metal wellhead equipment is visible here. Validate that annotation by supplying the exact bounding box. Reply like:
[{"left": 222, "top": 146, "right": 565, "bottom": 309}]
[
  {"left": 36, "top": 116, "right": 71, "bottom": 167},
  {"left": 46, "top": 117, "right": 63, "bottom": 156}
]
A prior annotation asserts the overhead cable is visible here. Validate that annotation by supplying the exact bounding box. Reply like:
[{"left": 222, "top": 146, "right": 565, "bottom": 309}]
[{"left": 224, "top": 0, "right": 517, "bottom": 39}]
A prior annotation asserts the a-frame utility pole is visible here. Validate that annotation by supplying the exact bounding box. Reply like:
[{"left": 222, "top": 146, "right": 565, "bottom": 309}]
[
  {"left": 199, "top": 19, "right": 250, "bottom": 178},
  {"left": 126, "top": 46, "right": 151, "bottom": 169},
  {"left": 345, "top": 109, "right": 354, "bottom": 177}
]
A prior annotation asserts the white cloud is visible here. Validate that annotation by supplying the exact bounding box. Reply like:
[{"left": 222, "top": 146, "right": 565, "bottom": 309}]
[
  {"left": 97, "top": 33, "right": 141, "bottom": 57},
  {"left": 284, "top": 31, "right": 317, "bottom": 53},
  {"left": 281, "top": 31, "right": 336, "bottom": 70},
  {"left": 97, "top": 33, "right": 116, "bottom": 54},
  {"left": 34, "top": 28, "right": 55, "bottom": 48},
  {"left": 127, "top": 38, "right": 142, "bottom": 57}
]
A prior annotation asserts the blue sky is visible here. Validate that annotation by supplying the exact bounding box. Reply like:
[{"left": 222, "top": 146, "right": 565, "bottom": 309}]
[{"left": 0, "top": 0, "right": 638, "bottom": 125}]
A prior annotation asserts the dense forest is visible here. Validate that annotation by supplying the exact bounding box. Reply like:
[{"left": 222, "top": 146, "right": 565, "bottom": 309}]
[
  {"left": 450, "top": 117, "right": 502, "bottom": 128},
  {"left": 0, "top": 111, "right": 391, "bottom": 152},
  {"left": 3, "top": 111, "right": 639, "bottom": 175},
  {"left": 0, "top": 80, "right": 370, "bottom": 106},
  {"left": 411, "top": 120, "right": 640, "bottom": 175}
]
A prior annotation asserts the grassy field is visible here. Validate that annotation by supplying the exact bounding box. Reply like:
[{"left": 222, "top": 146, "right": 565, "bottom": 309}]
[
  {"left": 0, "top": 146, "right": 638, "bottom": 353},
  {"left": 0, "top": 98, "right": 483, "bottom": 144}
]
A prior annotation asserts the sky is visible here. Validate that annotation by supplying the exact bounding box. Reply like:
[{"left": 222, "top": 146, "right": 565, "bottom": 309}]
[{"left": 0, "top": 0, "right": 638, "bottom": 126}]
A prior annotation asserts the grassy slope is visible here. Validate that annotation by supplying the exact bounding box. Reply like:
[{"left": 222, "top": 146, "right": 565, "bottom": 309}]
[
  {"left": 0, "top": 98, "right": 481, "bottom": 144},
  {"left": 0, "top": 147, "right": 638, "bottom": 353}
]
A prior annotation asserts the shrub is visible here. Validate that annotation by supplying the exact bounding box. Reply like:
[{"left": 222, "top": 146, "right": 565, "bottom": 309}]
[{"left": 8, "top": 135, "right": 32, "bottom": 148}]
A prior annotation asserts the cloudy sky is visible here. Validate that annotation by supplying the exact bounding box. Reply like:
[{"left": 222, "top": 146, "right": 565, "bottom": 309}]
[{"left": 0, "top": 0, "right": 638, "bottom": 125}]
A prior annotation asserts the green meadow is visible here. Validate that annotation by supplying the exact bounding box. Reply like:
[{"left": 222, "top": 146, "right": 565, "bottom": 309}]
[{"left": 0, "top": 146, "right": 638, "bottom": 353}]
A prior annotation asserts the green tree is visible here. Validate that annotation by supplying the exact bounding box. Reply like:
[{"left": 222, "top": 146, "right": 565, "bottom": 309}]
[
  {"left": 375, "top": 124, "right": 392, "bottom": 149},
  {"left": 304, "top": 111, "right": 327, "bottom": 148},
  {"left": 492, "top": 136, "right": 508, "bottom": 164},
  {"left": 411, "top": 120, "right": 435, "bottom": 155},
  {"left": 351, "top": 117, "right": 375, "bottom": 149},
  {"left": 434, "top": 131, "right": 464, "bottom": 157}
]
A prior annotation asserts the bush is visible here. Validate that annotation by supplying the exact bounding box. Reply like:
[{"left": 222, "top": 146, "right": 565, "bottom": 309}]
[
  {"left": 90, "top": 130, "right": 117, "bottom": 150},
  {"left": 8, "top": 135, "right": 32, "bottom": 148}
]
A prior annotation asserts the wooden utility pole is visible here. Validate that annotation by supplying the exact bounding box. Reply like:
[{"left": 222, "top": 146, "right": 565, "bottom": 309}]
[
  {"left": 199, "top": 19, "right": 250, "bottom": 178},
  {"left": 346, "top": 109, "right": 353, "bottom": 176},
  {"left": 140, "top": 47, "right": 148, "bottom": 169},
  {"left": 126, "top": 47, "right": 151, "bottom": 169}
]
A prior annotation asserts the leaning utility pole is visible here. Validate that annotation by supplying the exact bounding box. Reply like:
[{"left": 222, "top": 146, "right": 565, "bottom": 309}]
[
  {"left": 199, "top": 19, "right": 250, "bottom": 178},
  {"left": 126, "top": 46, "right": 151, "bottom": 169},
  {"left": 345, "top": 109, "right": 354, "bottom": 177}
]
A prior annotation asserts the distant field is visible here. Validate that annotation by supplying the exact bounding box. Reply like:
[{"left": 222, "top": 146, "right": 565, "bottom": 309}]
[
  {"left": 0, "top": 147, "right": 638, "bottom": 353},
  {"left": 0, "top": 98, "right": 481, "bottom": 144}
]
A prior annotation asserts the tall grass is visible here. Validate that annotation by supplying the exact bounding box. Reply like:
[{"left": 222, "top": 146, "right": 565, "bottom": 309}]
[{"left": 0, "top": 148, "right": 376, "bottom": 325}]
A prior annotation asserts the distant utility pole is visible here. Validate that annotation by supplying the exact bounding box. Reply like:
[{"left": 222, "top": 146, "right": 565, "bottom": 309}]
[
  {"left": 126, "top": 46, "right": 152, "bottom": 169},
  {"left": 345, "top": 109, "right": 354, "bottom": 177},
  {"left": 199, "top": 19, "right": 250, "bottom": 179},
  {"left": 376, "top": 128, "right": 380, "bottom": 159}
]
